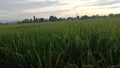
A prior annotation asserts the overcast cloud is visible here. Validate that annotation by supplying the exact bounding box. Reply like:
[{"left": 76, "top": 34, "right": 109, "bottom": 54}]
[{"left": 0, "top": 0, "right": 120, "bottom": 22}]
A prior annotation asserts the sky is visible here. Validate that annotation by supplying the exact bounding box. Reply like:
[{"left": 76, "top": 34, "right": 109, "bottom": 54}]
[{"left": 0, "top": 0, "right": 120, "bottom": 22}]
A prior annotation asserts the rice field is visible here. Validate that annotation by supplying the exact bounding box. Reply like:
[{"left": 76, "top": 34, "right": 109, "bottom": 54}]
[{"left": 0, "top": 17, "right": 120, "bottom": 68}]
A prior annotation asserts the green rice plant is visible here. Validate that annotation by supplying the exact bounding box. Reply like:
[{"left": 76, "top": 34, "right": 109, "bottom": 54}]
[{"left": 0, "top": 17, "right": 120, "bottom": 68}]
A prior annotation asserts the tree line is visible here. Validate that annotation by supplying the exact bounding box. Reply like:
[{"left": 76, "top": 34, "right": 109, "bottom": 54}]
[{"left": 18, "top": 13, "right": 120, "bottom": 23}]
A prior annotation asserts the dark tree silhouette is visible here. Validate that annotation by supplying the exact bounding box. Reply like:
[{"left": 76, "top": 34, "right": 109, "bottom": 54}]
[
  {"left": 22, "top": 19, "right": 30, "bottom": 23},
  {"left": 81, "top": 15, "right": 89, "bottom": 19},
  {"left": 109, "top": 14, "right": 114, "bottom": 17},
  {"left": 33, "top": 16, "right": 36, "bottom": 22},
  {"left": 76, "top": 16, "right": 80, "bottom": 19},
  {"left": 30, "top": 19, "right": 33, "bottom": 23},
  {"left": 49, "top": 16, "right": 57, "bottom": 22},
  {"left": 67, "top": 17, "right": 75, "bottom": 20},
  {"left": 35, "top": 18, "right": 39, "bottom": 22},
  {"left": 39, "top": 18, "right": 44, "bottom": 22},
  {"left": 17, "top": 13, "right": 120, "bottom": 24},
  {"left": 58, "top": 18, "right": 65, "bottom": 21}
]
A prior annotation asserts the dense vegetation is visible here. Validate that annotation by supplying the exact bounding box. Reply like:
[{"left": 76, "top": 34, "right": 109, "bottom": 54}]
[
  {"left": 18, "top": 13, "right": 120, "bottom": 23},
  {"left": 0, "top": 17, "right": 120, "bottom": 68}
]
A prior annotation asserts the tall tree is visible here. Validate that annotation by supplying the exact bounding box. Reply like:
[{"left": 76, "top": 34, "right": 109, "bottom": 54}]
[{"left": 33, "top": 16, "right": 36, "bottom": 22}]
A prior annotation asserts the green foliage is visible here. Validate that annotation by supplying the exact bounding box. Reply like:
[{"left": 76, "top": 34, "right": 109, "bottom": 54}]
[
  {"left": 0, "top": 17, "right": 120, "bottom": 68},
  {"left": 49, "top": 16, "right": 57, "bottom": 22}
]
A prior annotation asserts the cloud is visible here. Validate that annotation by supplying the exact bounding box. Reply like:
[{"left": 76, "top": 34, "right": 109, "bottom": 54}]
[
  {"left": 73, "top": 0, "right": 120, "bottom": 9},
  {"left": 0, "top": 0, "right": 120, "bottom": 22},
  {"left": 0, "top": 0, "right": 62, "bottom": 22},
  {"left": 0, "top": 0, "right": 59, "bottom": 11},
  {"left": 93, "top": 0, "right": 120, "bottom": 6}
]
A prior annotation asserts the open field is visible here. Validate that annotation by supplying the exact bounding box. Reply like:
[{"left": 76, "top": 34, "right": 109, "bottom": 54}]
[{"left": 0, "top": 17, "right": 120, "bottom": 68}]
